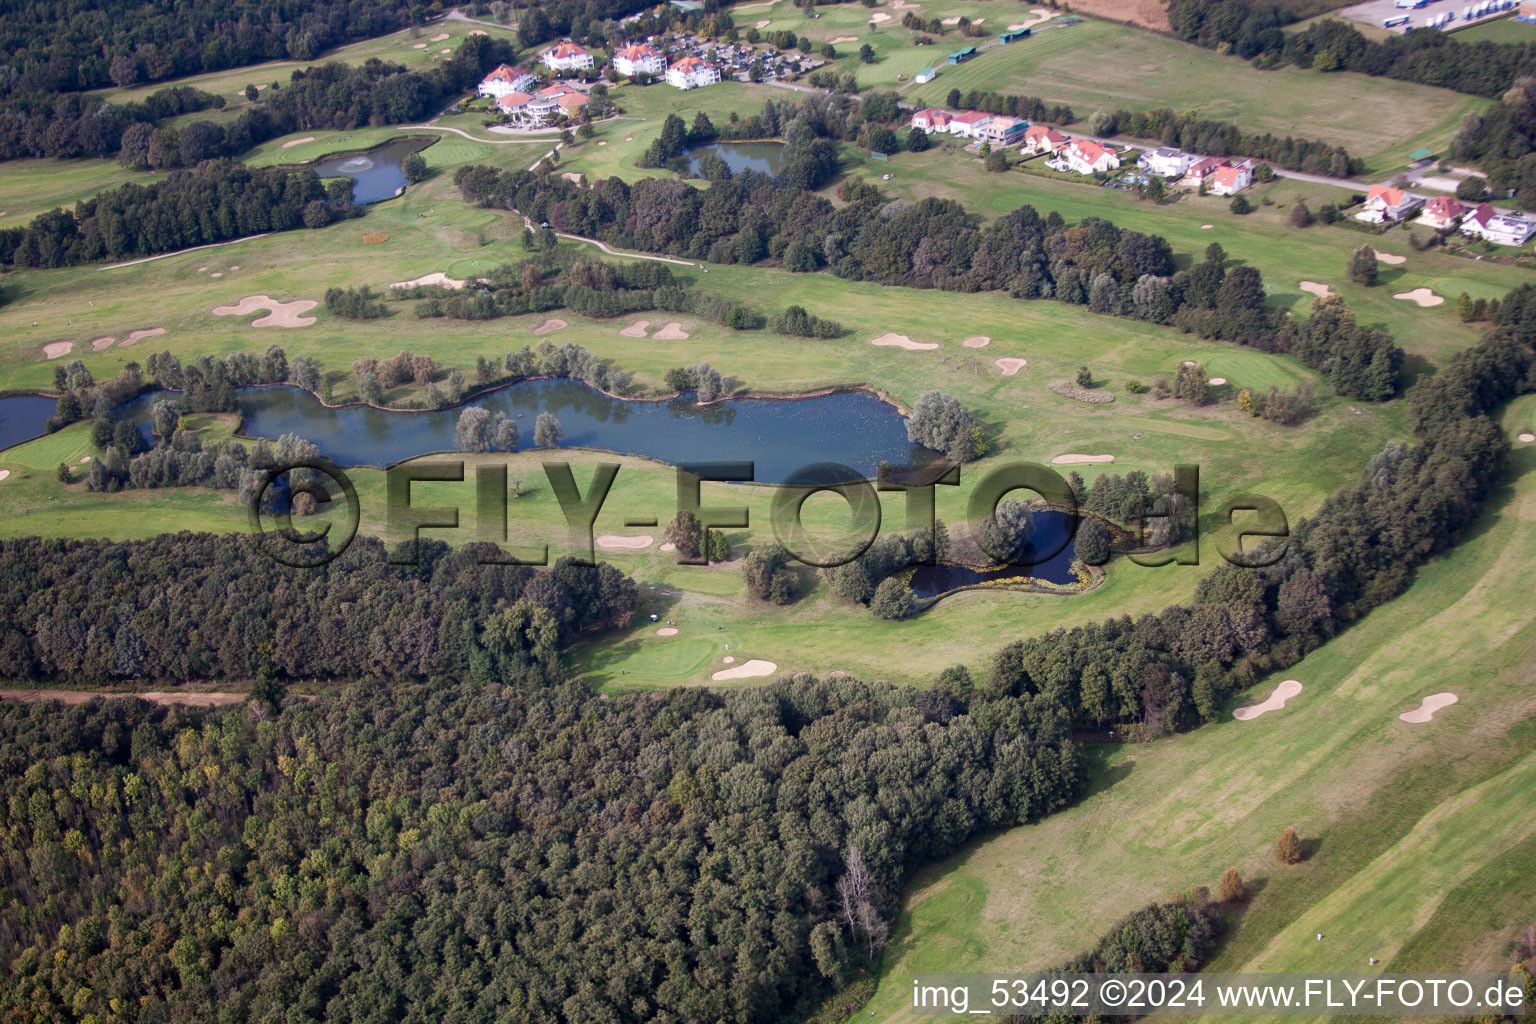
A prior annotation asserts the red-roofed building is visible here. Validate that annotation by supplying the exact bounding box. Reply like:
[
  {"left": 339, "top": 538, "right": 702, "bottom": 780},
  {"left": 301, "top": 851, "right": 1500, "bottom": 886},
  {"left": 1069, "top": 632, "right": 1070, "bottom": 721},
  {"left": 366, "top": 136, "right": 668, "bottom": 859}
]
[
  {"left": 521, "top": 83, "right": 590, "bottom": 124},
  {"left": 1183, "top": 156, "right": 1229, "bottom": 186},
  {"left": 1020, "top": 124, "right": 1067, "bottom": 155},
  {"left": 1061, "top": 137, "right": 1120, "bottom": 175},
  {"left": 1357, "top": 183, "right": 1425, "bottom": 223},
  {"left": 666, "top": 56, "right": 721, "bottom": 89},
  {"left": 910, "top": 108, "right": 952, "bottom": 132},
  {"left": 543, "top": 42, "right": 593, "bottom": 72},
  {"left": 947, "top": 110, "right": 992, "bottom": 138},
  {"left": 613, "top": 42, "right": 665, "bottom": 76},
  {"left": 1208, "top": 161, "right": 1253, "bottom": 196},
  {"left": 1417, "top": 194, "right": 1467, "bottom": 231},
  {"left": 496, "top": 91, "right": 534, "bottom": 115},
  {"left": 478, "top": 64, "right": 536, "bottom": 98},
  {"left": 1461, "top": 202, "right": 1536, "bottom": 245}
]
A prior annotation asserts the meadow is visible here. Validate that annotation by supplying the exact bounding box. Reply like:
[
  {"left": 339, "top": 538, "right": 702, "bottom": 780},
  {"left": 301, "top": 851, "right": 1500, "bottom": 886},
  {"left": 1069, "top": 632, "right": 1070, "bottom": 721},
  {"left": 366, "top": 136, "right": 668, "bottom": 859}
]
[{"left": 858, "top": 394, "right": 1536, "bottom": 1023}]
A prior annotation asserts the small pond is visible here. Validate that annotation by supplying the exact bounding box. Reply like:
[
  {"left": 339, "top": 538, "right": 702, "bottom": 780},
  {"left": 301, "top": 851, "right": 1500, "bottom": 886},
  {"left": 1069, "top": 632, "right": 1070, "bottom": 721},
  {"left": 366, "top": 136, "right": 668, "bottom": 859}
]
[
  {"left": 0, "top": 395, "right": 60, "bottom": 452},
  {"left": 684, "top": 141, "right": 786, "bottom": 177},
  {"left": 906, "top": 509, "right": 1083, "bottom": 594},
  {"left": 307, "top": 136, "right": 434, "bottom": 204}
]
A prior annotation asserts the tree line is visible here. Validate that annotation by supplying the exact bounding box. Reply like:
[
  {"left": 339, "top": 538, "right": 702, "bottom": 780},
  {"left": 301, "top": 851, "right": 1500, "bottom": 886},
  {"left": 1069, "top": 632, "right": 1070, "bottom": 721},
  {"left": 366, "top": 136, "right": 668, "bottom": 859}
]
[
  {"left": 459, "top": 162, "right": 1399, "bottom": 401},
  {"left": 0, "top": 85, "right": 221, "bottom": 162},
  {"left": 1169, "top": 0, "right": 1536, "bottom": 98},
  {"left": 981, "top": 283, "right": 1535, "bottom": 736}
]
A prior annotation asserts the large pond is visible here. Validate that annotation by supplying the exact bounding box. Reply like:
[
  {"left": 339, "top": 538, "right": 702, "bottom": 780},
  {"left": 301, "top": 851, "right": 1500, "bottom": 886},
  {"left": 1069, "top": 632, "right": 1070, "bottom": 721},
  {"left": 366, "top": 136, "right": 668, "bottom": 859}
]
[
  {"left": 907, "top": 509, "right": 1083, "bottom": 594},
  {"left": 306, "top": 136, "right": 434, "bottom": 204},
  {"left": 0, "top": 395, "right": 59, "bottom": 452},
  {"left": 685, "top": 141, "right": 786, "bottom": 177},
  {"left": 116, "top": 379, "right": 937, "bottom": 483}
]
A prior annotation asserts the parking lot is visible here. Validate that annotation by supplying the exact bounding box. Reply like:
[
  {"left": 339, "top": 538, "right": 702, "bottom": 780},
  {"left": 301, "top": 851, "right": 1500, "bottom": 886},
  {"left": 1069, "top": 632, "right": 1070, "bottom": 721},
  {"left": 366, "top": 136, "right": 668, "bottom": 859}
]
[{"left": 1337, "top": 0, "right": 1516, "bottom": 34}]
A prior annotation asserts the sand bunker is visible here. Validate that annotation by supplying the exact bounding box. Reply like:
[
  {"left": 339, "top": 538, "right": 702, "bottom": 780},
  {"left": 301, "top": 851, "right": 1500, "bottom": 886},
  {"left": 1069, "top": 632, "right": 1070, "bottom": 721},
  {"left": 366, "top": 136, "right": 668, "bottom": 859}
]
[
  {"left": 1051, "top": 454, "right": 1114, "bottom": 465},
  {"left": 620, "top": 320, "right": 651, "bottom": 338},
  {"left": 122, "top": 327, "right": 165, "bottom": 346},
  {"left": 656, "top": 627, "right": 679, "bottom": 636},
  {"left": 196, "top": 265, "right": 208, "bottom": 273},
  {"left": 440, "top": 47, "right": 451, "bottom": 53},
  {"left": 209, "top": 272, "right": 223, "bottom": 277},
  {"left": 653, "top": 322, "right": 690, "bottom": 340},
  {"left": 430, "top": 32, "right": 450, "bottom": 41},
  {"left": 1394, "top": 288, "right": 1443, "bottom": 307},
  {"left": 962, "top": 335, "right": 990, "bottom": 348},
  {"left": 43, "top": 341, "right": 73, "bottom": 359},
  {"left": 659, "top": 542, "right": 676, "bottom": 552},
  {"left": 468, "top": 29, "right": 486, "bottom": 35},
  {"left": 413, "top": 42, "right": 427, "bottom": 48},
  {"left": 941, "top": 15, "right": 962, "bottom": 23},
  {"left": 211, "top": 294, "right": 318, "bottom": 327},
  {"left": 282, "top": 136, "right": 316, "bottom": 148},
  {"left": 830, "top": 35, "right": 859, "bottom": 43},
  {"left": 90, "top": 336, "right": 116, "bottom": 351},
  {"left": 532, "top": 318, "right": 567, "bottom": 335},
  {"left": 756, "top": 19, "right": 772, "bottom": 27},
  {"left": 1373, "top": 249, "right": 1407, "bottom": 265},
  {"left": 722, "top": 655, "right": 735, "bottom": 664},
  {"left": 391, "top": 272, "right": 467, "bottom": 290},
  {"left": 871, "top": 332, "right": 937, "bottom": 351},
  {"left": 1299, "top": 281, "right": 1334, "bottom": 299},
  {"left": 0, "top": 470, "right": 9, "bottom": 482},
  {"left": 1519, "top": 432, "right": 1536, "bottom": 443},
  {"left": 1234, "top": 679, "right": 1303, "bottom": 721},
  {"left": 1398, "top": 692, "right": 1458, "bottom": 723},
  {"left": 1208, "top": 376, "right": 1228, "bottom": 385},
  {"left": 78, "top": 456, "right": 91, "bottom": 464},
  {"left": 1200, "top": 224, "right": 1214, "bottom": 229},
  {"left": 711, "top": 659, "right": 778, "bottom": 681},
  {"left": 596, "top": 534, "right": 654, "bottom": 550},
  {"left": 995, "top": 358, "right": 1028, "bottom": 375},
  {"left": 869, "top": 12, "right": 891, "bottom": 21}
]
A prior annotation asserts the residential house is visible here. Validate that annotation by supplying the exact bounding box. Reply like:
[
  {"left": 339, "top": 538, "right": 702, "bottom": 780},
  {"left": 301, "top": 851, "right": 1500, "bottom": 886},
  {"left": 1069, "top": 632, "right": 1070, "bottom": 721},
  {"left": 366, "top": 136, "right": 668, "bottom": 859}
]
[
  {"left": 1020, "top": 124, "right": 1067, "bottom": 156},
  {"left": 665, "top": 56, "right": 721, "bottom": 89},
  {"left": 1138, "top": 147, "right": 1190, "bottom": 177},
  {"left": 612, "top": 42, "right": 665, "bottom": 76},
  {"left": 1462, "top": 203, "right": 1536, "bottom": 245},
  {"left": 1208, "top": 161, "right": 1253, "bottom": 196},
  {"left": 478, "top": 64, "right": 536, "bottom": 98},
  {"left": 910, "top": 108, "right": 952, "bottom": 132},
  {"left": 1060, "top": 137, "right": 1120, "bottom": 175},
  {"left": 543, "top": 42, "right": 594, "bottom": 73},
  {"left": 1417, "top": 194, "right": 1467, "bottom": 231},
  {"left": 1355, "top": 184, "right": 1425, "bottom": 223},
  {"left": 947, "top": 110, "right": 992, "bottom": 138},
  {"left": 978, "top": 115, "right": 1029, "bottom": 147},
  {"left": 1182, "top": 156, "right": 1228, "bottom": 187}
]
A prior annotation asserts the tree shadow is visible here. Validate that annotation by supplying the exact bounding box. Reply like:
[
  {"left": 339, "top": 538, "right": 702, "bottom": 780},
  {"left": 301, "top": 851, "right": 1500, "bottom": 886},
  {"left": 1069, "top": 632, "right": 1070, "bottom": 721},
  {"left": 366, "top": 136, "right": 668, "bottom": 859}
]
[{"left": 1398, "top": 352, "right": 1436, "bottom": 391}]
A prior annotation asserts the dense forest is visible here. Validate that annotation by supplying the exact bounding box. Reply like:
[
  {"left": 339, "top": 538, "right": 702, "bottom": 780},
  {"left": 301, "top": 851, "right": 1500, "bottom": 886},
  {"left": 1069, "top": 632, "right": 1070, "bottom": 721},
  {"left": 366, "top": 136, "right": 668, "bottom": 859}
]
[
  {"left": 457, "top": 151, "right": 1403, "bottom": 401},
  {"left": 0, "top": 35, "right": 514, "bottom": 165},
  {"left": 0, "top": 160, "right": 339, "bottom": 267},
  {"left": 0, "top": 0, "right": 420, "bottom": 98},
  {"left": 0, "top": 668, "right": 1083, "bottom": 1021},
  {"left": 1168, "top": 0, "right": 1536, "bottom": 97},
  {"left": 1452, "top": 76, "right": 1536, "bottom": 207}
]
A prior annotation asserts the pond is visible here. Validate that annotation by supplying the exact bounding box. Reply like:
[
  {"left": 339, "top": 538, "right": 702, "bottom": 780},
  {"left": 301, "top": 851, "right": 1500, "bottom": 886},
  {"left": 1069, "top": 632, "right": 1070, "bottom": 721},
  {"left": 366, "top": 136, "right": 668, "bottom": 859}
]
[
  {"left": 117, "top": 379, "right": 938, "bottom": 484},
  {"left": 685, "top": 141, "right": 786, "bottom": 177},
  {"left": 0, "top": 395, "right": 59, "bottom": 452},
  {"left": 906, "top": 509, "right": 1083, "bottom": 595},
  {"left": 306, "top": 136, "right": 434, "bottom": 204}
]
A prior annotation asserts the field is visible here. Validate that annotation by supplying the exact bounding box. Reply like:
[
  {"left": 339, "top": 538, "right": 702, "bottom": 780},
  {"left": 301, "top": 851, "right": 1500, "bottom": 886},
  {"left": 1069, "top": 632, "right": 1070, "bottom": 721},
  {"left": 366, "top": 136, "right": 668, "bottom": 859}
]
[
  {"left": 898, "top": 17, "right": 1483, "bottom": 169},
  {"left": 860, "top": 394, "right": 1536, "bottom": 1023}
]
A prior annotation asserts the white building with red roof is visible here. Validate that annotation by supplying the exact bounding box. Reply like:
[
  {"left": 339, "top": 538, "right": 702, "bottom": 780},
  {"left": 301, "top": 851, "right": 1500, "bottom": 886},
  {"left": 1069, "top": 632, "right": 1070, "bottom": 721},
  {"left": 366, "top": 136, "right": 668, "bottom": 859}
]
[
  {"left": 1020, "top": 124, "right": 1067, "bottom": 155},
  {"left": 543, "top": 42, "right": 594, "bottom": 72},
  {"left": 517, "top": 83, "right": 590, "bottom": 124},
  {"left": 478, "top": 64, "right": 536, "bottom": 98},
  {"left": 666, "top": 56, "right": 721, "bottom": 89},
  {"left": 910, "top": 108, "right": 952, "bottom": 132},
  {"left": 946, "top": 110, "right": 992, "bottom": 138},
  {"left": 1060, "top": 137, "right": 1120, "bottom": 175},
  {"left": 1208, "top": 161, "right": 1253, "bottom": 196},
  {"left": 496, "top": 91, "right": 534, "bottom": 116},
  {"left": 1356, "top": 183, "right": 1425, "bottom": 223},
  {"left": 1416, "top": 194, "right": 1468, "bottom": 231},
  {"left": 613, "top": 42, "right": 665, "bottom": 76},
  {"left": 1461, "top": 203, "right": 1536, "bottom": 245},
  {"left": 1182, "top": 156, "right": 1228, "bottom": 186}
]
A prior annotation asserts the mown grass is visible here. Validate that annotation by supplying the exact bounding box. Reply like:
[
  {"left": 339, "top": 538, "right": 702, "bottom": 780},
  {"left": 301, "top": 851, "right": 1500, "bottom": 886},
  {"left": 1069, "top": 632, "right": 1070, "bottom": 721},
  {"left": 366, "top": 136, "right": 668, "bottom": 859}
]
[{"left": 855, "top": 395, "right": 1536, "bottom": 1023}]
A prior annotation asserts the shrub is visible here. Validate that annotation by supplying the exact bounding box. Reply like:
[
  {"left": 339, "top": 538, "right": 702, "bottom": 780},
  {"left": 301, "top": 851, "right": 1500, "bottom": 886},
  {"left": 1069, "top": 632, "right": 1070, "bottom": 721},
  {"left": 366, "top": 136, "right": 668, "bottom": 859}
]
[
  {"left": 869, "top": 577, "right": 915, "bottom": 619},
  {"left": 665, "top": 510, "right": 703, "bottom": 560},
  {"left": 1348, "top": 244, "right": 1378, "bottom": 286},
  {"left": 1229, "top": 195, "right": 1252, "bottom": 215},
  {"left": 1276, "top": 826, "right": 1304, "bottom": 865},
  {"left": 1219, "top": 866, "right": 1246, "bottom": 903}
]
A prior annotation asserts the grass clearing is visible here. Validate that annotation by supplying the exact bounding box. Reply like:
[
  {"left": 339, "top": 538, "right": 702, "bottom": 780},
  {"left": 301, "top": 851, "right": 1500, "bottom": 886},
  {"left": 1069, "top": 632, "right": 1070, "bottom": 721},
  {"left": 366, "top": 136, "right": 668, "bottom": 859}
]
[{"left": 858, "top": 395, "right": 1536, "bottom": 1023}]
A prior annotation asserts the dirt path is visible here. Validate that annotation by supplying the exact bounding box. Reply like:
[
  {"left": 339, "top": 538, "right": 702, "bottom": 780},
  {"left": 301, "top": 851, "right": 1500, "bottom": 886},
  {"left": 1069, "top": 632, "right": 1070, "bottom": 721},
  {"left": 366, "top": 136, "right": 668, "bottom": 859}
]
[
  {"left": 397, "top": 124, "right": 545, "bottom": 144},
  {"left": 98, "top": 233, "right": 273, "bottom": 270}
]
